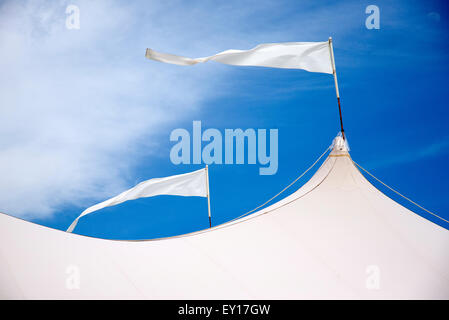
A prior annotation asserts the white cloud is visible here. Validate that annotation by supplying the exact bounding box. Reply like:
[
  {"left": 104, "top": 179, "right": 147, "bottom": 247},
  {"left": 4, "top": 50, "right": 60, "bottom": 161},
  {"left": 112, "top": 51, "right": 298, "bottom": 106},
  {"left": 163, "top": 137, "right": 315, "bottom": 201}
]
[
  {"left": 0, "top": 0, "right": 222, "bottom": 218},
  {"left": 0, "top": 0, "right": 361, "bottom": 219}
]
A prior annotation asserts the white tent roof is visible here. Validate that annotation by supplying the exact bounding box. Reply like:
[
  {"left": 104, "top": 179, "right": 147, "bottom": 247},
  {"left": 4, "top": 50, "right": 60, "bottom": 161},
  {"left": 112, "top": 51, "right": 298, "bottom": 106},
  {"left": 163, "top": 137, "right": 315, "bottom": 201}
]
[{"left": 1, "top": 137, "right": 448, "bottom": 299}]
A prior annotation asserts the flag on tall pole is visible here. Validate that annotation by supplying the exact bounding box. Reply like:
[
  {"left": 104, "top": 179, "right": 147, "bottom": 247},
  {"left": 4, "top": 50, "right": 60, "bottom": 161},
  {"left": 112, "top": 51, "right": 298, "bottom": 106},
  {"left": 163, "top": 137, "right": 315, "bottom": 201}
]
[
  {"left": 67, "top": 168, "right": 209, "bottom": 233},
  {"left": 145, "top": 39, "right": 346, "bottom": 138},
  {"left": 146, "top": 42, "right": 333, "bottom": 74}
]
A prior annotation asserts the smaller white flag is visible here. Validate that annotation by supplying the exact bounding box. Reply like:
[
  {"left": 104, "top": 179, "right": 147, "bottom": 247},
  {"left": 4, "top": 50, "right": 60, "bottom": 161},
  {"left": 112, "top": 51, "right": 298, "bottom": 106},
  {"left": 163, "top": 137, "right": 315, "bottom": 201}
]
[
  {"left": 67, "top": 168, "right": 207, "bottom": 233},
  {"left": 145, "top": 41, "right": 333, "bottom": 74}
]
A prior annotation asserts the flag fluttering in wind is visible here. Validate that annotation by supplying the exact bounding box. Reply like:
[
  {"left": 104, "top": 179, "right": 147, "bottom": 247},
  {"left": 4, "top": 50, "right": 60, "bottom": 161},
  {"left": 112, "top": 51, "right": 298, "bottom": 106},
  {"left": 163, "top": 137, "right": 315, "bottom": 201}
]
[
  {"left": 146, "top": 39, "right": 346, "bottom": 138},
  {"left": 67, "top": 168, "right": 208, "bottom": 233},
  {"left": 145, "top": 41, "right": 333, "bottom": 74}
]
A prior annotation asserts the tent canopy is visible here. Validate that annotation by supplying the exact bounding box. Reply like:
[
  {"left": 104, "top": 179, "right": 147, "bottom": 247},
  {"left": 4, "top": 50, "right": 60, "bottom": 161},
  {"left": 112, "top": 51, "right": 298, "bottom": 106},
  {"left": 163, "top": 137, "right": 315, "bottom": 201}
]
[{"left": 1, "top": 135, "right": 448, "bottom": 299}]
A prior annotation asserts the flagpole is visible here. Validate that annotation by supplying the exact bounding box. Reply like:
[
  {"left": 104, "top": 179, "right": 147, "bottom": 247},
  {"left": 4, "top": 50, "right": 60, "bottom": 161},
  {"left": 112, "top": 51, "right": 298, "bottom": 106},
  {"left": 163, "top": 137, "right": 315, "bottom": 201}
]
[
  {"left": 205, "top": 165, "right": 212, "bottom": 228},
  {"left": 328, "top": 37, "right": 346, "bottom": 140}
]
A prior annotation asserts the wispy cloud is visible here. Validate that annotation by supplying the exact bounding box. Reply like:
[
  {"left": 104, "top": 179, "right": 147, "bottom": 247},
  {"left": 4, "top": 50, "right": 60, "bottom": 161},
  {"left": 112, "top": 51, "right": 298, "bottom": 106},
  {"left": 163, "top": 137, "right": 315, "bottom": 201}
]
[
  {"left": 0, "top": 0, "right": 220, "bottom": 218},
  {"left": 366, "top": 137, "right": 449, "bottom": 169},
  {"left": 0, "top": 0, "right": 385, "bottom": 219}
]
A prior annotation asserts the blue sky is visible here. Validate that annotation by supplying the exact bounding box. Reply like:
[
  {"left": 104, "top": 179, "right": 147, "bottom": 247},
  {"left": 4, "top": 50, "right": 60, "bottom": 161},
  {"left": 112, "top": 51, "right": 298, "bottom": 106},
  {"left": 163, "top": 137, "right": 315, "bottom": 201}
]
[{"left": 1, "top": 0, "right": 449, "bottom": 239}]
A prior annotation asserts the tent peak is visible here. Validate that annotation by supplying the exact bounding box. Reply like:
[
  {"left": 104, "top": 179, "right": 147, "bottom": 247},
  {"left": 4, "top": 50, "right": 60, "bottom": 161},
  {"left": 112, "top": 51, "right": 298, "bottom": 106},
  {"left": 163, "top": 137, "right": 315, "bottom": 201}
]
[{"left": 330, "top": 133, "right": 349, "bottom": 154}]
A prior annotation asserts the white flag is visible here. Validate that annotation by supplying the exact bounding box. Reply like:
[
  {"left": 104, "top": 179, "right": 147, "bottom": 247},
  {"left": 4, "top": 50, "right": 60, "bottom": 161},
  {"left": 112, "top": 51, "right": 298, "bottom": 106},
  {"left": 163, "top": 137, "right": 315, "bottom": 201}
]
[
  {"left": 145, "top": 41, "right": 333, "bottom": 74},
  {"left": 67, "top": 168, "right": 207, "bottom": 233}
]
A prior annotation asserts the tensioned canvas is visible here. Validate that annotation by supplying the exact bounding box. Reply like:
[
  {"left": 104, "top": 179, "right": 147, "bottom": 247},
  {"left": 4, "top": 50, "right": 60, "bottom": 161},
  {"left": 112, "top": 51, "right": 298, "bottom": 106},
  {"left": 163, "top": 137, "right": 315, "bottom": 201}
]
[{"left": 0, "top": 136, "right": 448, "bottom": 299}]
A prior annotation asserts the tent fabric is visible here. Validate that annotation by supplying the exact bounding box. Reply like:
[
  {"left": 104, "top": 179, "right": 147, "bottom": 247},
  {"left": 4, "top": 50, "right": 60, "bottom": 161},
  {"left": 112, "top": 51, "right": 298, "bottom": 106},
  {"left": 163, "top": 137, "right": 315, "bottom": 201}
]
[
  {"left": 145, "top": 42, "right": 333, "bottom": 74},
  {"left": 67, "top": 168, "right": 207, "bottom": 233},
  {"left": 0, "top": 138, "right": 448, "bottom": 299}
]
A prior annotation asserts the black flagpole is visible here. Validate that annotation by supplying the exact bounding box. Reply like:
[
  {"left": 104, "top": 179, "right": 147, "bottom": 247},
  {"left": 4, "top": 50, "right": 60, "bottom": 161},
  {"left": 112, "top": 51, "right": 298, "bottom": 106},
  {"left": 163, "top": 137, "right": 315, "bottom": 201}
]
[
  {"left": 328, "top": 37, "right": 346, "bottom": 140},
  {"left": 205, "top": 165, "right": 212, "bottom": 228}
]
